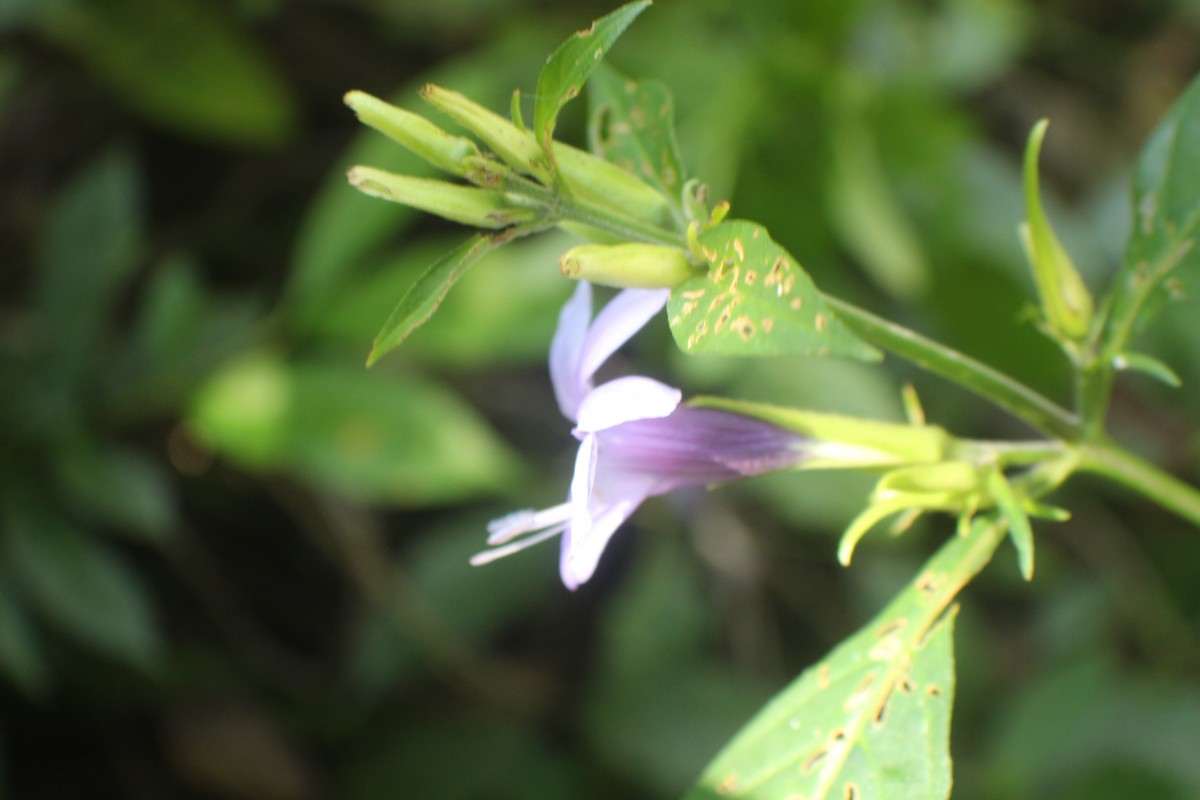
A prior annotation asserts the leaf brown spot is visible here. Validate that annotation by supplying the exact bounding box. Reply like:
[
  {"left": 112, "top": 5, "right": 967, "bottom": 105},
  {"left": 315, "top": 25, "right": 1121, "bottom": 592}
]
[
  {"left": 766, "top": 256, "right": 786, "bottom": 287},
  {"left": 761, "top": 317, "right": 774, "bottom": 333},
  {"left": 802, "top": 747, "right": 828, "bottom": 774},
  {"left": 715, "top": 774, "right": 739, "bottom": 795},
  {"left": 715, "top": 305, "right": 732, "bottom": 332},
  {"left": 899, "top": 676, "right": 916, "bottom": 694},
  {"left": 876, "top": 619, "right": 907, "bottom": 638},
  {"left": 744, "top": 269, "right": 758, "bottom": 285},
  {"left": 790, "top": 298, "right": 802, "bottom": 310},
  {"left": 916, "top": 573, "right": 938, "bottom": 593},
  {"left": 733, "top": 238, "right": 745, "bottom": 261},
  {"left": 844, "top": 782, "right": 860, "bottom": 800},
  {"left": 814, "top": 313, "right": 827, "bottom": 332},
  {"left": 732, "top": 315, "right": 756, "bottom": 340},
  {"left": 873, "top": 685, "right": 894, "bottom": 727},
  {"left": 818, "top": 665, "right": 831, "bottom": 690},
  {"left": 927, "top": 683, "right": 944, "bottom": 698}
]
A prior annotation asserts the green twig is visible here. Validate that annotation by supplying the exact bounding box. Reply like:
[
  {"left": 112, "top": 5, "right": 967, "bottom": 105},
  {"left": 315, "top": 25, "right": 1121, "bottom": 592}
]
[
  {"left": 823, "top": 296, "right": 1082, "bottom": 440},
  {"left": 1078, "top": 440, "right": 1200, "bottom": 529}
]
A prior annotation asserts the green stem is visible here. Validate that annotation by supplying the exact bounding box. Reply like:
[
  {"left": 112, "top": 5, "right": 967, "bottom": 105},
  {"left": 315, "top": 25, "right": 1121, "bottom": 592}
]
[
  {"left": 823, "top": 296, "right": 1082, "bottom": 440},
  {"left": 1078, "top": 440, "right": 1200, "bottom": 528}
]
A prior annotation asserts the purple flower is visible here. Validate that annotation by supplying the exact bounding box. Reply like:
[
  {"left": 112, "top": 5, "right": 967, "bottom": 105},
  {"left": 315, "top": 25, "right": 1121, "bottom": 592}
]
[{"left": 472, "top": 282, "right": 808, "bottom": 589}]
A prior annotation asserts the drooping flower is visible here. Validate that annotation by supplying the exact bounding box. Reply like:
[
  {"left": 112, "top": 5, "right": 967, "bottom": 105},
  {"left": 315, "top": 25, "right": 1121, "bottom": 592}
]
[{"left": 472, "top": 282, "right": 810, "bottom": 589}]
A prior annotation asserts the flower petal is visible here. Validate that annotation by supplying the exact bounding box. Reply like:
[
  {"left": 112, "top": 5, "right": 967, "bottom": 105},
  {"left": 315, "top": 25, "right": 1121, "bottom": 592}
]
[
  {"left": 559, "top": 432, "right": 657, "bottom": 590},
  {"left": 550, "top": 281, "right": 593, "bottom": 419},
  {"left": 577, "top": 288, "right": 669, "bottom": 388},
  {"left": 574, "top": 375, "right": 681, "bottom": 433}
]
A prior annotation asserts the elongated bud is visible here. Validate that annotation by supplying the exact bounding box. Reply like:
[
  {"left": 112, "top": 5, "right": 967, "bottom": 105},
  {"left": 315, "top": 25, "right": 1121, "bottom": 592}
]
[
  {"left": 560, "top": 243, "right": 697, "bottom": 288},
  {"left": 1022, "top": 119, "right": 1094, "bottom": 340},
  {"left": 346, "top": 166, "right": 537, "bottom": 228},
  {"left": 689, "top": 397, "right": 950, "bottom": 468},
  {"left": 552, "top": 143, "right": 674, "bottom": 227},
  {"left": 344, "top": 90, "right": 481, "bottom": 177},
  {"left": 421, "top": 84, "right": 552, "bottom": 183}
]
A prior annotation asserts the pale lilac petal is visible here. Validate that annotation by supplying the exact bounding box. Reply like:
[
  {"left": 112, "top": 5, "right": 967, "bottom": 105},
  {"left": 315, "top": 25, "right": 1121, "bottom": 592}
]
[
  {"left": 577, "top": 288, "right": 668, "bottom": 386},
  {"left": 574, "top": 375, "right": 681, "bottom": 433},
  {"left": 550, "top": 281, "right": 593, "bottom": 419},
  {"left": 560, "top": 497, "right": 641, "bottom": 590},
  {"left": 559, "top": 433, "right": 664, "bottom": 590}
]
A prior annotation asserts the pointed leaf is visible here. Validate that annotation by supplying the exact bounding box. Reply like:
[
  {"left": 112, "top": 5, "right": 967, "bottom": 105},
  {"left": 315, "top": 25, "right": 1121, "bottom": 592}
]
[
  {"left": 34, "top": 148, "right": 141, "bottom": 388},
  {"left": 4, "top": 496, "right": 162, "bottom": 672},
  {"left": 0, "top": 575, "right": 47, "bottom": 696},
  {"left": 686, "top": 520, "right": 994, "bottom": 800},
  {"left": 1113, "top": 350, "right": 1183, "bottom": 387},
  {"left": 36, "top": 0, "right": 295, "bottom": 146},
  {"left": 588, "top": 64, "right": 686, "bottom": 212},
  {"left": 1105, "top": 74, "right": 1200, "bottom": 348},
  {"left": 667, "top": 221, "right": 880, "bottom": 359},
  {"left": 533, "top": 1, "right": 651, "bottom": 158},
  {"left": 368, "top": 231, "right": 511, "bottom": 365},
  {"left": 987, "top": 469, "right": 1034, "bottom": 581},
  {"left": 189, "top": 353, "right": 524, "bottom": 504}
]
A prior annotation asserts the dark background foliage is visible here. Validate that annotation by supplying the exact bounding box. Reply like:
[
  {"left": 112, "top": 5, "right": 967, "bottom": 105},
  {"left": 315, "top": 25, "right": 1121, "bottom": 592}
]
[{"left": 2, "top": 0, "right": 1199, "bottom": 797}]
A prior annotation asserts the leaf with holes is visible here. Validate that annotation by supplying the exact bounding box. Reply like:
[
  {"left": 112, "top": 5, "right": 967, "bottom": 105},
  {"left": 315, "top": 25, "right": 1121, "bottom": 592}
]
[
  {"left": 1104, "top": 73, "right": 1200, "bottom": 351},
  {"left": 684, "top": 520, "right": 980, "bottom": 800},
  {"left": 534, "top": 1, "right": 651, "bottom": 158},
  {"left": 368, "top": 231, "right": 513, "bottom": 366},
  {"left": 588, "top": 63, "right": 685, "bottom": 214},
  {"left": 667, "top": 220, "right": 880, "bottom": 360}
]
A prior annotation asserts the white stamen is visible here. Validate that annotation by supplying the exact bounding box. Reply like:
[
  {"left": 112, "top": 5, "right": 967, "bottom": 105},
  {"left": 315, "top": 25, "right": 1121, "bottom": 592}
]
[
  {"left": 469, "top": 523, "right": 568, "bottom": 567},
  {"left": 485, "top": 502, "right": 572, "bottom": 545}
]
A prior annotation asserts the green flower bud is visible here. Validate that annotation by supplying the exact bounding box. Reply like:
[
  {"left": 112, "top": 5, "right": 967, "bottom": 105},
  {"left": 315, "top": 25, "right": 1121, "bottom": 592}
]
[
  {"left": 346, "top": 166, "right": 537, "bottom": 229},
  {"left": 560, "top": 243, "right": 697, "bottom": 288},
  {"left": 552, "top": 143, "right": 674, "bottom": 227},
  {"left": 344, "top": 90, "right": 481, "bottom": 177},
  {"left": 1022, "top": 119, "right": 1094, "bottom": 341},
  {"left": 421, "top": 84, "right": 552, "bottom": 183}
]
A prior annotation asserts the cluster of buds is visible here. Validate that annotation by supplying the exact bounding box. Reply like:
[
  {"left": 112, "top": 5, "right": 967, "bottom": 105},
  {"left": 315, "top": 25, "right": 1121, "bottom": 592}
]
[{"left": 346, "top": 88, "right": 676, "bottom": 235}]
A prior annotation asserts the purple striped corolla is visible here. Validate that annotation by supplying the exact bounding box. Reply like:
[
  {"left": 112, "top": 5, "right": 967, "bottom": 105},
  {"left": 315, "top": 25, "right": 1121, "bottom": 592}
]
[{"left": 472, "top": 281, "right": 809, "bottom": 590}]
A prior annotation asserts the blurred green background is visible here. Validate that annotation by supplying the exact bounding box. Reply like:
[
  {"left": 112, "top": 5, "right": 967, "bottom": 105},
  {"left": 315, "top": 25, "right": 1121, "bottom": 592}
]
[{"left": 2, "top": 0, "right": 1200, "bottom": 797}]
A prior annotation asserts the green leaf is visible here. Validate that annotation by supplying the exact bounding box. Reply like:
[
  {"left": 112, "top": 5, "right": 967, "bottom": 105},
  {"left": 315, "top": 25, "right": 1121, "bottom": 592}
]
[
  {"left": 667, "top": 220, "right": 880, "bottom": 359},
  {"left": 314, "top": 233, "right": 573, "bottom": 366},
  {"left": 1112, "top": 350, "right": 1182, "bottom": 387},
  {"left": 533, "top": 1, "right": 651, "bottom": 159},
  {"left": 34, "top": 147, "right": 141, "bottom": 390},
  {"left": 55, "top": 443, "right": 177, "bottom": 544},
  {"left": 986, "top": 469, "right": 1035, "bottom": 581},
  {"left": 367, "top": 232, "right": 512, "bottom": 366},
  {"left": 36, "top": 0, "right": 295, "bottom": 146},
  {"left": 588, "top": 64, "right": 686, "bottom": 213},
  {"left": 1105, "top": 74, "right": 1200, "bottom": 349},
  {"left": 4, "top": 496, "right": 163, "bottom": 672},
  {"left": 189, "top": 353, "right": 523, "bottom": 505},
  {"left": 0, "top": 573, "right": 47, "bottom": 696},
  {"left": 686, "top": 559, "right": 962, "bottom": 799}
]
